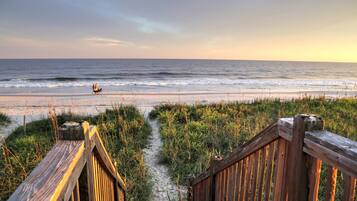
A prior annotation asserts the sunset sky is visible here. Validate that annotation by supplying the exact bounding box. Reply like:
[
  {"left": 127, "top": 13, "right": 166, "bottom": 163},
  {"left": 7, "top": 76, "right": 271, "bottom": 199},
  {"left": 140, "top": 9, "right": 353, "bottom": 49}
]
[{"left": 1, "top": 0, "right": 357, "bottom": 62}]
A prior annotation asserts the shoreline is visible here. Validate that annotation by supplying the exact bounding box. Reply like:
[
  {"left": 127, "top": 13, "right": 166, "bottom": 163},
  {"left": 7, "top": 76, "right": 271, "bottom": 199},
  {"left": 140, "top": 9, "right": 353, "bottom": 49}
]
[{"left": 1, "top": 90, "right": 356, "bottom": 97}]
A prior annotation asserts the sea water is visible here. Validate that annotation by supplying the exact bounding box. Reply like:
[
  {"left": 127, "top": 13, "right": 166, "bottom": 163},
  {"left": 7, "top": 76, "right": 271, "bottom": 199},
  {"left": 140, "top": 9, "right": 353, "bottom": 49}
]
[{"left": 0, "top": 59, "right": 357, "bottom": 95}]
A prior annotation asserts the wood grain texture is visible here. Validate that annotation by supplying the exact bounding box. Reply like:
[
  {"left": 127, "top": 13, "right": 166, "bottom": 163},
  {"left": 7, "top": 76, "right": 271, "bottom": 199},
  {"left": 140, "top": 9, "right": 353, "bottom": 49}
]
[
  {"left": 263, "top": 141, "right": 276, "bottom": 201},
  {"left": 239, "top": 157, "right": 248, "bottom": 201},
  {"left": 234, "top": 161, "right": 242, "bottom": 201},
  {"left": 257, "top": 147, "right": 266, "bottom": 201},
  {"left": 286, "top": 115, "right": 308, "bottom": 201},
  {"left": 307, "top": 156, "right": 322, "bottom": 201},
  {"left": 325, "top": 165, "right": 338, "bottom": 201},
  {"left": 250, "top": 151, "right": 259, "bottom": 201},
  {"left": 245, "top": 155, "right": 253, "bottom": 201},
  {"left": 304, "top": 131, "right": 357, "bottom": 178},
  {"left": 273, "top": 139, "right": 288, "bottom": 201},
  {"left": 342, "top": 173, "right": 356, "bottom": 201},
  {"left": 8, "top": 141, "right": 84, "bottom": 201}
]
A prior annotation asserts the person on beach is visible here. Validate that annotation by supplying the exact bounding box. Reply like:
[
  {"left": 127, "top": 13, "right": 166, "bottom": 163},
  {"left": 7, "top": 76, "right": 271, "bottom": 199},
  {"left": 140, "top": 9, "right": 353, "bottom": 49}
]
[{"left": 92, "top": 83, "right": 102, "bottom": 94}]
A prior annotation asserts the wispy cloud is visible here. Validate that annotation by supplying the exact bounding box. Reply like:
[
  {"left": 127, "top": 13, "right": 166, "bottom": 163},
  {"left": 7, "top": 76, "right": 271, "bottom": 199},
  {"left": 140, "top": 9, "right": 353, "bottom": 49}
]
[
  {"left": 84, "top": 37, "right": 133, "bottom": 46},
  {"left": 84, "top": 36, "right": 152, "bottom": 49},
  {"left": 127, "top": 16, "right": 179, "bottom": 34}
]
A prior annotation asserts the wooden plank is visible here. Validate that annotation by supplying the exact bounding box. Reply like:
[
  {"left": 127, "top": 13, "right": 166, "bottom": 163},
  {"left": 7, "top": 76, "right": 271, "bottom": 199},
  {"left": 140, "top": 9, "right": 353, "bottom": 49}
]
[
  {"left": 215, "top": 172, "right": 221, "bottom": 201},
  {"left": 307, "top": 156, "right": 322, "bottom": 201},
  {"left": 84, "top": 122, "right": 96, "bottom": 201},
  {"left": 74, "top": 181, "right": 81, "bottom": 201},
  {"left": 232, "top": 162, "right": 239, "bottom": 201},
  {"left": 92, "top": 131, "right": 126, "bottom": 189},
  {"left": 257, "top": 146, "right": 267, "bottom": 201},
  {"left": 209, "top": 174, "right": 215, "bottom": 201},
  {"left": 245, "top": 155, "right": 253, "bottom": 201},
  {"left": 228, "top": 164, "right": 235, "bottom": 201},
  {"left": 234, "top": 161, "right": 242, "bottom": 201},
  {"left": 342, "top": 173, "right": 356, "bottom": 201},
  {"left": 205, "top": 178, "right": 210, "bottom": 201},
  {"left": 250, "top": 151, "right": 259, "bottom": 201},
  {"left": 239, "top": 157, "right": 248, "bottom": 201},
  {"left": 325, "top": 165, "right": 338, "bottom": 201},
  {"left": 223, "top": 168, "right": 228, "bottom": 201},
  {"left": 273, "top": 139, "right": 288, "bottom": 201},
  {"left": 304, "top": 134, "right": 357, "bottom": 178},
  {"left": 8, "top": 141, "right": 85, "bottom": 201},
  {"left": 263, "top": 141, "right": 276, "bottom": 201},
  {"left": 305, "top": 130, "right": 357, "bottom": 162},
  {"left": 199, "top": 181, "right": 203, "bottom": 201}
]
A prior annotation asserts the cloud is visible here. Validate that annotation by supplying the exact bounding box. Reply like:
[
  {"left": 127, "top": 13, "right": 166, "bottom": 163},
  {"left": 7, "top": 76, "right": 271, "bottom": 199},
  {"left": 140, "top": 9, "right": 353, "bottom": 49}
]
[
  {"left": 127, "top": 16, "right": 179, "bottom": 34},
  {"left": 84, "top": 37, "right": 134, "bottom": 46},
  {"left": 84, "top": 36, "right": 152, "bottom": 50}
]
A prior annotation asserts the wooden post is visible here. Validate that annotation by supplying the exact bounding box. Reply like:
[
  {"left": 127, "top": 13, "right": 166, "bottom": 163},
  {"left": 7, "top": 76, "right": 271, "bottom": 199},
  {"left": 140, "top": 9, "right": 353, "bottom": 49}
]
[
  {"left": 286, "top": 114, "right": 324, "bottom": 201},
  {"left": 209, "top": 155, "right": 222, "bottom": 201},
  {"left": 58, "top": 122, "right": 84, "bottom": 140},
  {"left": 82, "top": 122, "right": 96, "bottom": 201}
]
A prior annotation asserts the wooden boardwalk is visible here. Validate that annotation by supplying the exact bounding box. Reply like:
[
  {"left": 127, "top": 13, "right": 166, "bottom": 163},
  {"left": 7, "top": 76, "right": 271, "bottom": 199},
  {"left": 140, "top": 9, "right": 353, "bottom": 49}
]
[
  {"left": 8, "top": 122, "right": 126, "bottom": 201},
  {"left": 188, "top": 114, "right": 357, "bottom": 201}
]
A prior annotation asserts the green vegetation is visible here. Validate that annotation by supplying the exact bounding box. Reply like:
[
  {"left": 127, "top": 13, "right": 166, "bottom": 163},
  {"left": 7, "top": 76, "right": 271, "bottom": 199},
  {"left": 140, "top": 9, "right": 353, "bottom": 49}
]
[
  {"left": 0, "top": 112, "right": 10, "bottom": 127},
  {"left": 0, "top": 106, "right": 152, "bottom": 201},
  {"left": 150, "top": 97, "right": 357, "bottom": 186}
]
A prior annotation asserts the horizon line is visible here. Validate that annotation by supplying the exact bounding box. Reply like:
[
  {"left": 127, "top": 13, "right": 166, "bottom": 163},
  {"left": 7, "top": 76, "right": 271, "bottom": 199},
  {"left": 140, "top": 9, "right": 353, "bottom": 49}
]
[{"left": 0, "top": 57, "right": 356, "bottom": 64}]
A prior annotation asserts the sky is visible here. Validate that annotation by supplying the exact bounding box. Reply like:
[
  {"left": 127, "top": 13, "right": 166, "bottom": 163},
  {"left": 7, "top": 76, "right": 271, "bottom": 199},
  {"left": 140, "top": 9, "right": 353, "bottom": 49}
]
[{"left": 0, "top": 0, "right": 357, "bottom": 62}]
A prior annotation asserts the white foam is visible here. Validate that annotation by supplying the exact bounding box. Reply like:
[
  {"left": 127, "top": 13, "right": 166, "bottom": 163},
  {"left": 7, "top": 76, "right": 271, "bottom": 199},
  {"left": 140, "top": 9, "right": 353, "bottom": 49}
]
[{"left": 1, "top": 78, "right": 357, "bottom": 93}]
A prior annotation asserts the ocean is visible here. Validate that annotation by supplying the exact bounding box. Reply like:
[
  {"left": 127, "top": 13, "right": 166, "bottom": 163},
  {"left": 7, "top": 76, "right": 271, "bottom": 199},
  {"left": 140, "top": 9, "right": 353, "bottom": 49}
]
[{"left": 1, "top": 59, "right": 357, "bottom": 95}]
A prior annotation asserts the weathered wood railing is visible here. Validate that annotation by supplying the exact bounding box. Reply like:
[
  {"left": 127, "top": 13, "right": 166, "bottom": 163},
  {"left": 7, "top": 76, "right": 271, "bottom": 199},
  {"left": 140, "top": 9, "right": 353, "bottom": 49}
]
[
  {"left": 8, "top": 121, "right": 126, "bottom": 201},
  {"left": 188, "top": 114, "right": 357, "bottom": 201}
]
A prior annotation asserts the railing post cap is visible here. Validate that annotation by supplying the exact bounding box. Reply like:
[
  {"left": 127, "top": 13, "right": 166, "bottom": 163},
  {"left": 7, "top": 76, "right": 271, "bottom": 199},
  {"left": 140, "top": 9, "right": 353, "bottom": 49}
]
[
  {"left": 59, "top": 121, "right": 84, "bottom": 140},
  {"left": 294, "top": 114, "right": 324, "bottom": 131}
]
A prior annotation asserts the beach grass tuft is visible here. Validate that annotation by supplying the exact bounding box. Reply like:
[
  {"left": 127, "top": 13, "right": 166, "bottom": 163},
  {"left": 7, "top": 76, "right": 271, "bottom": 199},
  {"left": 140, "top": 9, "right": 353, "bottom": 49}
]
[
  {"left": 150, "top": 97, "right": 357, "bottom": 187},
  {"left": 0, "top": 112, "right": 10, "bottom": 127}
]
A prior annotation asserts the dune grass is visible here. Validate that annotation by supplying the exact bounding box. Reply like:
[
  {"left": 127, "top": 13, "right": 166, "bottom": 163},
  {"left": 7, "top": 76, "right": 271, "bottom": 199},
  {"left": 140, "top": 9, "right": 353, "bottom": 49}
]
[
  {"left": 0, "top": 106, "right": 152, "bottom": 201},
  {"left": 150, "top": 97, "right": 357, "bottom": 187},
  {"left": 0, "top": 112, "right": 10, "bottom": 127}
]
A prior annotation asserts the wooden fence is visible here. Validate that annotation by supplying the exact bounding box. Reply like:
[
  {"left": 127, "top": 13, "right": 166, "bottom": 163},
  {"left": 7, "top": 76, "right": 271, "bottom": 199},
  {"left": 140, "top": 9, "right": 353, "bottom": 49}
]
[
  {"left": 188, "top": 114, "right": 357, "bottom": 201},
  {"left": 8, "top": 121, "right": 126, "bottom": 201}
]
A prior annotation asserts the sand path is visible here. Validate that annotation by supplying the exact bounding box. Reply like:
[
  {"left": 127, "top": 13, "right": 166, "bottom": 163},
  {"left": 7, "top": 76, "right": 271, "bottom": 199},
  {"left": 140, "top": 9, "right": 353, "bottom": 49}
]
[{"left": 142, "top": 108, "right": 186, "bottom": 201}]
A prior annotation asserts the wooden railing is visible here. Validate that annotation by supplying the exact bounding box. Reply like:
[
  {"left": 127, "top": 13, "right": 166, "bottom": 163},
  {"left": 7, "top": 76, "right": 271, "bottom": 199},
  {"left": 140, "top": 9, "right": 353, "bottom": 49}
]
[
  {"left": 8, "top": 121, "right": 126, "bottom": 201},
  {"left": 188, "top": 114, "right": 357, "bottom": 201}
]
